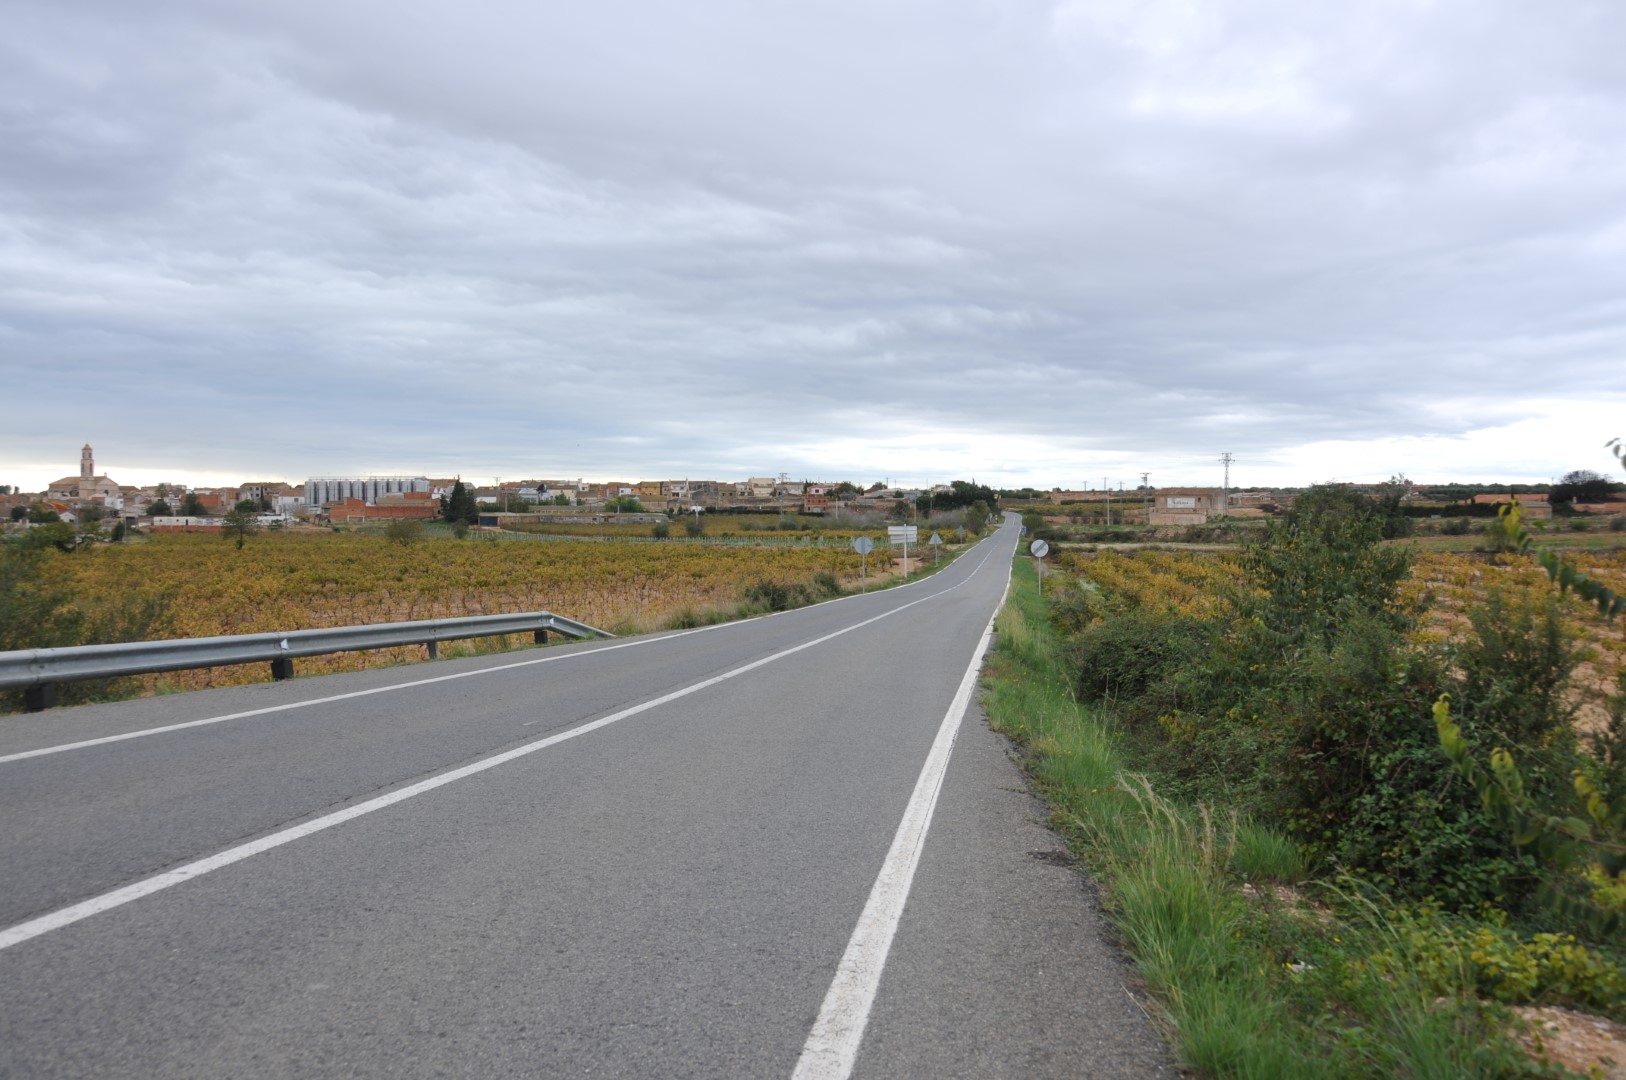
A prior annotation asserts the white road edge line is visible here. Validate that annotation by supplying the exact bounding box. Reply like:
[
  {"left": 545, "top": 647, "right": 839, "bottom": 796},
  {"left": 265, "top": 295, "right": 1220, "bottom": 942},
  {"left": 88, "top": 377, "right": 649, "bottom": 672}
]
[
  {"left": 790, "top": 551, "right": 1014, "bottom": 1080},
  {"left": 0, "top": 540, "right": 1004, "bottom": 953},
  {"left": 0, "top": 531, "right": 1000, "bottom": 767}
]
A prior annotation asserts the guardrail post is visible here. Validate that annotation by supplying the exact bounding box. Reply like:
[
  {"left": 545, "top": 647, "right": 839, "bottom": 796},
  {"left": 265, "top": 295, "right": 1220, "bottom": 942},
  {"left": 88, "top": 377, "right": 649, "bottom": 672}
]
[
  {"left": 534, "top": 629, "right": 549, "bottom": 644},
  {"left": 25, "top": 685, "right": 57, "bottom": 712},
  {"left": 270, "top": 658, "right": 294, "bottom": 681},
  {"left": 426, "top": 641, "right": 439, "bottom": 660}
]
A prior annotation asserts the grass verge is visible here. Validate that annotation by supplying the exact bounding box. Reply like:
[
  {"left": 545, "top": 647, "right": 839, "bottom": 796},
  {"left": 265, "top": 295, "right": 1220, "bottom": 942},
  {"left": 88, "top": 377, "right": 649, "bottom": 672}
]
[{"left": 982, "top": 557, "right": 1567, "bottom": 1078}]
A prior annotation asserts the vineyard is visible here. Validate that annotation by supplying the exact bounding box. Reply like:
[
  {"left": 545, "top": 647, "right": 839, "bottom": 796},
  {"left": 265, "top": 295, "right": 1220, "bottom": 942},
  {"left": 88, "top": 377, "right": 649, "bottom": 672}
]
[{"left": 25, "top": 532, "right": 872, "bottom": 693}]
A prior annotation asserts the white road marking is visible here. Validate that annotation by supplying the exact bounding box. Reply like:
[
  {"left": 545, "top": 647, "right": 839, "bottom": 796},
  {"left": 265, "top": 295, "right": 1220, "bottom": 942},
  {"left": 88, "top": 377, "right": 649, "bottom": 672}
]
[
  {"left": 0, "top": 532, "right": 998, "bottom": 767},
  {"left": 0, "top": 540, "right": 1007, "bottom": 953},
  {"left": 791, "top": 553, "right": 1014, "bottom": 1080}
]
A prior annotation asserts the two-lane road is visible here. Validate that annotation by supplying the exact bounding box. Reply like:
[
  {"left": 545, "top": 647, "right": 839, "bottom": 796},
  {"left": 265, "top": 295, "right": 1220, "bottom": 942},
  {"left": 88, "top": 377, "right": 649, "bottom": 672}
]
[{"left": 0, "top": 520, "right": 1171, "bottom": 1078}]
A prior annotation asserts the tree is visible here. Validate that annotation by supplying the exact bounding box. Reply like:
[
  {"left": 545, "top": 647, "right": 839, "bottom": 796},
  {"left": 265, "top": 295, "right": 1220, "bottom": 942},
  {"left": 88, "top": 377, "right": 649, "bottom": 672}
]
[
  {"left": 222, "top": 506, "right": 259, "bottom": 550},
  {"left": 9, "top": 506, "right": 27, "bottom": 522},
  {"left": 1284, "top": 482, "right": 1412, "bottom": 540},
  {"left": 606, "top": 496, "right": 643, "bottom": 513},
  {"left": 683, "top": 514, "right": 705, "bottom": 537},
  {"left": 931, "top": 480, "right": 1000, "bottom": 512},
  {"left": 1550, "top": 469, "right": 1618, "bottom": 505},
  {"left": 27, "top": 503, "right": 60, "bottom": 524},
  {"left": 386, "top": 519, "right": 425, "bottom": 546},
  {"left": 179, "top": 493, "right": 206, "bottom": 517},
  {"left": 441, "top": 480, "right": 478, "bottom": 526},
  {"left": 146, "top": 499, "right": 172, "bottom": 517},
  {"left": 10, "top": 521, "right": 79, "bottom": 552},
  {"left": 651, "top": 521, "right": 670, "bottom": 540}
]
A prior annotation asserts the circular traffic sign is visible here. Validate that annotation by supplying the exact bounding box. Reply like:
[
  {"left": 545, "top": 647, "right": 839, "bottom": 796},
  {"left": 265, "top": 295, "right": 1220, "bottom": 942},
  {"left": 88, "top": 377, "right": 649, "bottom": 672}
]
[
  {"left": 852, "top": 536, "right": 874, "bottom": 555},
  {"left": 1029, "top": 539, "right": 1050, "bottom": 558}
]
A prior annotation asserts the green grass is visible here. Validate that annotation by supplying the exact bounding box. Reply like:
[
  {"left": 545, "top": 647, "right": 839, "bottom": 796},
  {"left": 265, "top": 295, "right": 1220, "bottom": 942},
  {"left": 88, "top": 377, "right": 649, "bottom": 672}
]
[{"left": 981, "top": 557, "right": 1552, "bottom": 1078}]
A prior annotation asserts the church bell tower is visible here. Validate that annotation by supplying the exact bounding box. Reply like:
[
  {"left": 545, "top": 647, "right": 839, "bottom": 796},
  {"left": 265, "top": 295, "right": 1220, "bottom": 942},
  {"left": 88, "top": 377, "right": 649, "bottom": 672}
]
[{"left": 81, "top": 443, "right": 94, "bottom": 483}]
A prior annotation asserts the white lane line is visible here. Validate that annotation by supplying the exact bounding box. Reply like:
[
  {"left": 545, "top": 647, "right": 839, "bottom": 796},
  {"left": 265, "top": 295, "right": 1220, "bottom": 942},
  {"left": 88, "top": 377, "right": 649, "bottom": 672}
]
[
  {"left": 790, "top": 553, "right": 1014, "bottom": 1080},
  {"left": 0, "top": 544, "right": 1005, "bottom": 953},
  {"left": 0, "top": 530, "right": 1003, "bottom": 767}
]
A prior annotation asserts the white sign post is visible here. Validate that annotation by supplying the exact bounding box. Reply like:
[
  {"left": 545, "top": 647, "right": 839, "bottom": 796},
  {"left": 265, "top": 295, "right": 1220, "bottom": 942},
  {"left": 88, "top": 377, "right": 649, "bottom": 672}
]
[
  {"left": 929, "top": 532, "right": 942, "bottom": 566},
  {"left": 1029, "top": 538, "right": 1050, "bottom": 595},
  {"left": 852, "top": 535, "right": 874, "bottom": 591},
  {"left": 887, "top": 524, "right": 918, "bottom": 577}
]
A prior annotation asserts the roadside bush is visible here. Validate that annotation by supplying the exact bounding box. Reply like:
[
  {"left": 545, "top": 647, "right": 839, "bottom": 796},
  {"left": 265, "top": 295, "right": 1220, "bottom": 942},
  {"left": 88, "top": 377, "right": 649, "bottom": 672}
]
[
  {"left": 741, "top": 579, "right": 813, "bottom": 612},
  {"left": 0, "top": 545, "right": 173, "bottom": 711},
  {"left": 1067, "top": 610, "right": 1207, "bottom": 713},
  {"left": 1364, "top": 909, "right": 1626, "bottom": 1019},
  {"left": 1439, "top": 517, "right": 1472, "bottom": 536}
]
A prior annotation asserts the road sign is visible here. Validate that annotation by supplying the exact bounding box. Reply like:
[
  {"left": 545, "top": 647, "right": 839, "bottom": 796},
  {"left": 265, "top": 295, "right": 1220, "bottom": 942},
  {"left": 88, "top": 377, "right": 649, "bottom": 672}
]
[
  {"left": 928, "top": 532, "right": 942, "bottom": 546},
  {"left": 1030, "top": 538, "right": 1050, "bottom": 595},
  {"left": 886, "top": 525, "right": 918, "bottom": 544},
  {"left": 851, "top": 536, "right": 874, "bottom": 555}
]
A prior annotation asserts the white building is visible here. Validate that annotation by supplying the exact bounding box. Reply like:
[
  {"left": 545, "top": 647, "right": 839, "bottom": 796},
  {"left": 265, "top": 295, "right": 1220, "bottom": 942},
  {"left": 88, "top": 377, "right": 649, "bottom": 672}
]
[{"left": 305, "top": 476, "right": 430, "bottom": 508}]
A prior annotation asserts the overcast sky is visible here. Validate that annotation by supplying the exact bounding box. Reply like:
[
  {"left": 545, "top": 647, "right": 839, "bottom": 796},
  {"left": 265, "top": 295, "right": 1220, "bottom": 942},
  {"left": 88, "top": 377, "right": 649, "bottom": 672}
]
[{"left": 3, "top": 0, "right": 1624, "bottom": 493}]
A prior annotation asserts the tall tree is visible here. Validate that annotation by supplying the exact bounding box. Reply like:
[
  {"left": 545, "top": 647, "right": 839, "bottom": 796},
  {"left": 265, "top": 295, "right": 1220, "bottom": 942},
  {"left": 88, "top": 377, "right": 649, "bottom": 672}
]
[
  {"left": 222, "top": 506, "right": 259, "bottom": 550},
  {"left": 442, "top": 480, "right": 478, "bottom": 526},
  {"left": 1550, "top": 469, "right": 1618, "bottom": 505}
]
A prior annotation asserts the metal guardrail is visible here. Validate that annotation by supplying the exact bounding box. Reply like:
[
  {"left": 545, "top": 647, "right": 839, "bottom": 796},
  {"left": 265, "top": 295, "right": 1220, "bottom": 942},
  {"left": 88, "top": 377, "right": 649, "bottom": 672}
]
[{"left": 0, "top": 611, "right": 614, "bottom": 711}]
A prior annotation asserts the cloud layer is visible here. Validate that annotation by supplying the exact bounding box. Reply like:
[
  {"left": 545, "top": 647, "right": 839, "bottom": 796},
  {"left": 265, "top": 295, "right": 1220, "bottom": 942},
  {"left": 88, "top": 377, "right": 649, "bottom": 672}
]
[{"left": 4, "top": 0, "right": 1625, "bottom": 490}]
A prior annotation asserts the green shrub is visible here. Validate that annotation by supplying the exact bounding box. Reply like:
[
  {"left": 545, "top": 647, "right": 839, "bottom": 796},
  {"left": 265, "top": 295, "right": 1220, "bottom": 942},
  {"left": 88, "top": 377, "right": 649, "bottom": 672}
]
[
  {"left": 0, "top": 546, "right": 172, "bottom": 711},
  {"left": 741, "top": 579, "right": 825, "bottom": 612},
  {"left": 1363, "top": 909, "right": 1626, "bottom": 1019},
  {"left": 1066, "top": 611, "right": 1208, "bottom": 709}
]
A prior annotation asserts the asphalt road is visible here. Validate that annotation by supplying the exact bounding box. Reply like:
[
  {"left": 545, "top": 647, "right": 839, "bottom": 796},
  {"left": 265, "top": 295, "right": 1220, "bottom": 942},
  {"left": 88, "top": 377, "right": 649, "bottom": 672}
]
[{"left": 0, "top": 519, "right": 1173, "bottom": 1078}]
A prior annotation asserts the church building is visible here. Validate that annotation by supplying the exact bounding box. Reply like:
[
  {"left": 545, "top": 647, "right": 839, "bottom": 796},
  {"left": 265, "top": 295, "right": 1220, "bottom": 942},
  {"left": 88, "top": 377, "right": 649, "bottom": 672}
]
[{"left": 46, "top": 444, "right": 122, "bottom": 503}]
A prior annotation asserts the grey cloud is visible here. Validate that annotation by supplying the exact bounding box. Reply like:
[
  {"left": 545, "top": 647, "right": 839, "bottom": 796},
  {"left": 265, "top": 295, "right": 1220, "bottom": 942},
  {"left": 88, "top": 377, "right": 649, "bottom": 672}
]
[{"left": 3, "top": 0, "right": 1625, "bottom": 490}]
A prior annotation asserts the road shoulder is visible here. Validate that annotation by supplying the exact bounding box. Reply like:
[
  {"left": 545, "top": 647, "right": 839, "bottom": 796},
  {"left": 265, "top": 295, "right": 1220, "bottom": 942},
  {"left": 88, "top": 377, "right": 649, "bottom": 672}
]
[{"left": 853, "top": 699, "right": 1177, "bottom": 1079}]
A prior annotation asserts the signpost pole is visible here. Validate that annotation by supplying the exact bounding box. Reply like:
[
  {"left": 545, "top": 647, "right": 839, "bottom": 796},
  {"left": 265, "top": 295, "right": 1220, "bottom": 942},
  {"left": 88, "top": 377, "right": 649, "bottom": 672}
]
[
  {"left": 852, "top": 535, "right": 875, "bottom": 593},
  {"left": 1029, "top": 538, "right": 1050, "bottom": 596}
]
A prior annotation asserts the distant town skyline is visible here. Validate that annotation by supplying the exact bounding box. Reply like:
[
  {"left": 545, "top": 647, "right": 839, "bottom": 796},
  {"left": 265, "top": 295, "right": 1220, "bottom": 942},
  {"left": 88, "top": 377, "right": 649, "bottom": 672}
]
[
  {"left": 4, "top": 3, "right": 1623, "bottom": 494},
  {"left": 4, "top": 420, "right": 1620, "bottom": 499}
]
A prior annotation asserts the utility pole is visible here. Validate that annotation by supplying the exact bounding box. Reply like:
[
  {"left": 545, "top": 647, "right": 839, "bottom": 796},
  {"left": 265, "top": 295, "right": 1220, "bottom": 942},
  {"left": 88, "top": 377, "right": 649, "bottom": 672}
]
[
  {"left": 1219, "top": 453, "right": 1234, "bottom": 516},
  {"left": 1141, "top": 472, "right": 1151, "bottom": 525},
  {"left": 1103, "top": 476, "right": 1111, "bottom": 526}
]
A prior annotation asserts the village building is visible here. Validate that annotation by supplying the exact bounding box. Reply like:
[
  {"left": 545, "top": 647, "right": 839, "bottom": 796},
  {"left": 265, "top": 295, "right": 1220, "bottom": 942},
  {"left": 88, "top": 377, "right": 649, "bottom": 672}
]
[
  {"left": 45, "top": 444, "right": 122, "bottom": 504},
  {"left": 1147, "top": 488, "right": 1228, "bottom": 526}
]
